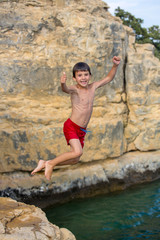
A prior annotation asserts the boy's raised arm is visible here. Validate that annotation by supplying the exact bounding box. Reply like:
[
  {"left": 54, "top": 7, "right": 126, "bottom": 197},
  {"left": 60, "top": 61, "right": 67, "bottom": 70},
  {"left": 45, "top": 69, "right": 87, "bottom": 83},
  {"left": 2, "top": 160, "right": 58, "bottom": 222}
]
[
  {"left": 60, "top": 72, "right": 75, "bottom": 94},
  {"left": 94, "top": 56, "right": 121, "bottom": 89}
]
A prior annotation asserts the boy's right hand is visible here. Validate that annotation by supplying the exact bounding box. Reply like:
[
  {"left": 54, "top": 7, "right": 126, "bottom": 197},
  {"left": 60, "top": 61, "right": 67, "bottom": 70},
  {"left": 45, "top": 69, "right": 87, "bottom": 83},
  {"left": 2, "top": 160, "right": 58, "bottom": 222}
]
[
  {"left": 61, "top": 72, "right": 67, "bottom": 84},
  {"left": 112, "top": 56, "right": 121, "bottom": 66}
]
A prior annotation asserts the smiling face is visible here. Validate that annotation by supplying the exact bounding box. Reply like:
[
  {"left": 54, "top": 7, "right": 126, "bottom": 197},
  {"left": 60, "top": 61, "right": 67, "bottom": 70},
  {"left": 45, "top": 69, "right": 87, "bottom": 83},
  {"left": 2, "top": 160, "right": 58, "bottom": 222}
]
[{"left": 73, "top": 70, "right": 91, "bottom": 88}]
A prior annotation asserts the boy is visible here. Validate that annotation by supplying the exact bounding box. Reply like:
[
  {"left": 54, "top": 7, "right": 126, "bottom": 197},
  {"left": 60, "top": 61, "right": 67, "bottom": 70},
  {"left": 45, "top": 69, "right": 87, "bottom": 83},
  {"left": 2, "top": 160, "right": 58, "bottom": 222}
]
[{"left": 31, "top": 56, "right": 121, "bottom": 180}]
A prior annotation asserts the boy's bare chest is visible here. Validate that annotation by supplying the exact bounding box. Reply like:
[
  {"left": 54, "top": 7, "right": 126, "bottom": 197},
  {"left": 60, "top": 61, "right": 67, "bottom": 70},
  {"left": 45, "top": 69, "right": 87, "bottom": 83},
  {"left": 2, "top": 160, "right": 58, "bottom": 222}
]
[{"left": 72, "top": 89, "right": 95, "bottom": 106}]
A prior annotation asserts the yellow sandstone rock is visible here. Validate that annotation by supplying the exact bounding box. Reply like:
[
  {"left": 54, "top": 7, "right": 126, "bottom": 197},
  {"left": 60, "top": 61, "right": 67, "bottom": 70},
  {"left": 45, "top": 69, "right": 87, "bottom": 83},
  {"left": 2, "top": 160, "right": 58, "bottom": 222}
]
[{"left": 0, "top": 197, "right": 76, "bottom": 240}]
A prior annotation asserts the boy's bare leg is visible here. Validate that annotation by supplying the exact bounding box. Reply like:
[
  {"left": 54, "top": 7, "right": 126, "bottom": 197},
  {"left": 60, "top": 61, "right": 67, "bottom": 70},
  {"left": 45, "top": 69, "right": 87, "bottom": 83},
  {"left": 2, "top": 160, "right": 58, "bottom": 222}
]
[
  {"left": 31, "top": 160, "right": 45, "bottom": 175},
  {"left": 45, "top": 139, "right": 82, "bottom": 180},
  {"left": 57, "top": 144, "right": 80, "bottom": 165},
  {"left": 31, "top": 157, "right": 79, "bottom": 176},
  {"left": 57, "top": 157, "right": 80, "bottom": 166}
]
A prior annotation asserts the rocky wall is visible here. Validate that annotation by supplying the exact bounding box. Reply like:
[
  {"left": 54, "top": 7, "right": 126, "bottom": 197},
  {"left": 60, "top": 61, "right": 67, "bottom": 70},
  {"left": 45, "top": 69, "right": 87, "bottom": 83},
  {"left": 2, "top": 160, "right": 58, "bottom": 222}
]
[{"left": 0, "top": 0, "right": 160, "bottom": 205}]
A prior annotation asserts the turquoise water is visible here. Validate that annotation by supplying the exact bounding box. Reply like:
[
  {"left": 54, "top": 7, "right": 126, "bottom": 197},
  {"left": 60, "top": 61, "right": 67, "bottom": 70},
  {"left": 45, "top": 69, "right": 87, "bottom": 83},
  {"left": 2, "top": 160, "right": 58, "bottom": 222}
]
[{"left": 45, "top": 181, "right": 160, "bottom": 240}]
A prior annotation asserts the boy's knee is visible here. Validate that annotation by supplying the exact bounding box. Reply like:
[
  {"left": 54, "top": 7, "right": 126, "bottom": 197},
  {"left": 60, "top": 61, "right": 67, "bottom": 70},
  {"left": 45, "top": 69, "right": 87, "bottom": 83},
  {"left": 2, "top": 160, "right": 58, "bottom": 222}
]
[
  {"left": 74, "top": 149, "right": 83, "bottom": 159},
  {"left": 75, "top": 149, "right": 83, "bottom": 158}
]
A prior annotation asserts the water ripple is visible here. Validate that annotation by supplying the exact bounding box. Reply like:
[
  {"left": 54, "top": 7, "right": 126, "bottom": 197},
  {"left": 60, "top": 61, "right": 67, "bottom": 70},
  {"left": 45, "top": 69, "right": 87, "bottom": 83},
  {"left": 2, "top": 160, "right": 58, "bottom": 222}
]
[{"left": 45, "top": 180, "right": 160, "bottom": 240}]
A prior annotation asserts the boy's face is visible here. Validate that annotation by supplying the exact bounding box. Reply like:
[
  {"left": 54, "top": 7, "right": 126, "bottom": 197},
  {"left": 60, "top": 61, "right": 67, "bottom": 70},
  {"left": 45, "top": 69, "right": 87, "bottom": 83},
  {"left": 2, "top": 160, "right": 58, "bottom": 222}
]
[{"left": 73, "top": 70, "right": 91, "bottom": 88}]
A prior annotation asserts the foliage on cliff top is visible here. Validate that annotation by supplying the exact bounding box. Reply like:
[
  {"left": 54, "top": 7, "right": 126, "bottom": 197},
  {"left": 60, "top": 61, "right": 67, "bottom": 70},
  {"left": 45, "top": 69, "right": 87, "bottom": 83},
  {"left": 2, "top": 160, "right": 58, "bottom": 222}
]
[{"left": 115, "top": 7, "right": 160, "bottom": 60}]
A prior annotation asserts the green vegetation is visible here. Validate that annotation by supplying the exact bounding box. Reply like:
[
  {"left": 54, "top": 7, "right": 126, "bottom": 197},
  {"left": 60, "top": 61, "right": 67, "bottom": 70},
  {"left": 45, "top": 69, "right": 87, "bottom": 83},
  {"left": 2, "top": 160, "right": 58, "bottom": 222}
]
[{"left": 115, "top": 7, "right": 160, "bottom": 59}]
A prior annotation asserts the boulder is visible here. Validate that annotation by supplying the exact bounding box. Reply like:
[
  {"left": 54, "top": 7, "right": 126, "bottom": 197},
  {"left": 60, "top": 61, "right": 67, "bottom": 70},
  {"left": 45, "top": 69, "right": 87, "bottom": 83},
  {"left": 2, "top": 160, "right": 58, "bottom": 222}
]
[{"left": 0, "top": 197, "right": 76, "bottom": 240}]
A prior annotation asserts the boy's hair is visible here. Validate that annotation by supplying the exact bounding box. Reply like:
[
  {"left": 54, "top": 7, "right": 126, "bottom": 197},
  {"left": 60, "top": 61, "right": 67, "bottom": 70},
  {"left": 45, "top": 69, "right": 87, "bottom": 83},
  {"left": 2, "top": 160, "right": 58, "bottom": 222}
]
[{"left": 73, "top": 62, "right": 91, "bottom": 78}]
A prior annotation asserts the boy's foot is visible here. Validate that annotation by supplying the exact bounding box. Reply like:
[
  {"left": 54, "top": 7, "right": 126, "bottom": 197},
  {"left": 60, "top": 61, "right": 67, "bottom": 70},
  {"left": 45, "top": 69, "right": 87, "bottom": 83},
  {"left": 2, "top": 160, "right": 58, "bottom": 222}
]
[
  {"left": 31, "top": 160, "right": 45, "bottom": 175},
  {"left": 45, "top": 161, "right": 54, "bottom": 180}
]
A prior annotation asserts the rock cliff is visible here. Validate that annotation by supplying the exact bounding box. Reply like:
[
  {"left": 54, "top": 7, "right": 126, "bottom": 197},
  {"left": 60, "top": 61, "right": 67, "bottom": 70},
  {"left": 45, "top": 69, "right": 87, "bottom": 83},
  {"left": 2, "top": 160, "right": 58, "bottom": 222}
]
[
  {"left": 0, "top": 0, "right": 160, "bottom": 206},
  {"left": 0, "top": 197, "right": 76, "bottom": 240}
]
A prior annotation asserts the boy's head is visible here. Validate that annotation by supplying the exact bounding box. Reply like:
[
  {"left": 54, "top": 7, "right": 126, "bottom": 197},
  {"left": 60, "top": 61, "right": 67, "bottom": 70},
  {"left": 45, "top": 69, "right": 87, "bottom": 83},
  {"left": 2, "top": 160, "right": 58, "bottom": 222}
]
[{"left": 73, "top": 62, "right": 91, "bottom": 78}]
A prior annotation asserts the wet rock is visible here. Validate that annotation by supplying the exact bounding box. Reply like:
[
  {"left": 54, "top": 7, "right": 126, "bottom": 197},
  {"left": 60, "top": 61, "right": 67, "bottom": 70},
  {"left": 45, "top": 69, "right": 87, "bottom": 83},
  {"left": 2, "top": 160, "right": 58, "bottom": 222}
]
[{"left": 1, "top": 151, "right": 160, "bottom": 208}]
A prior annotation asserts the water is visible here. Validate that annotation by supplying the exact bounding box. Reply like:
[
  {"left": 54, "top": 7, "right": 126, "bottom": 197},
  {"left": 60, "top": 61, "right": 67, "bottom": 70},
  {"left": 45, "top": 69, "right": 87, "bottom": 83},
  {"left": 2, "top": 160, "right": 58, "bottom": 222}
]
[{"left": 45, "top": 180, "right": 160, "bottom": 240}]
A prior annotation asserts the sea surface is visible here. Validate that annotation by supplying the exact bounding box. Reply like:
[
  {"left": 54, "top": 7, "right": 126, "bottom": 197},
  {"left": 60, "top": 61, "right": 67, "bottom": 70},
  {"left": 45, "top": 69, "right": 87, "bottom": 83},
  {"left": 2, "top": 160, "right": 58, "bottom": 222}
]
[{"left": 45, "top": 180, "right": 160, "bottom": 240}]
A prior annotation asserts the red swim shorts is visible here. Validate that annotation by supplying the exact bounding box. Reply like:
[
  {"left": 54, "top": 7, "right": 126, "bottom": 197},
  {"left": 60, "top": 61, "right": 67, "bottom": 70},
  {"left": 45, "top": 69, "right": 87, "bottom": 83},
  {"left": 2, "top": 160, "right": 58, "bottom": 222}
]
[{"left": 63, "top": 118, "right": 86, "bottom": 148}]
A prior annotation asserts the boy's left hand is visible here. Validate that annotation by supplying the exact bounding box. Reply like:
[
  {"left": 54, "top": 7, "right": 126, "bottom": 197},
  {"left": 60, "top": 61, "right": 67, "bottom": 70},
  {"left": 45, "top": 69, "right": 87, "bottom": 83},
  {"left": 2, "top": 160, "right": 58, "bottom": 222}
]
[{"left": 113, "top": 56, "right": 121, "bottom": 66}]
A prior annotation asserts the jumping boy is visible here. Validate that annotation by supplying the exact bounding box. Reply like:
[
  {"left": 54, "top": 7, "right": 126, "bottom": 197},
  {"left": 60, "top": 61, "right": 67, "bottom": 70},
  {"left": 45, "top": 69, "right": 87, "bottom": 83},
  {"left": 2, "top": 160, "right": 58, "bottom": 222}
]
[{"left": 31, "top": 56, "right": 121, "bottom": 180}]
